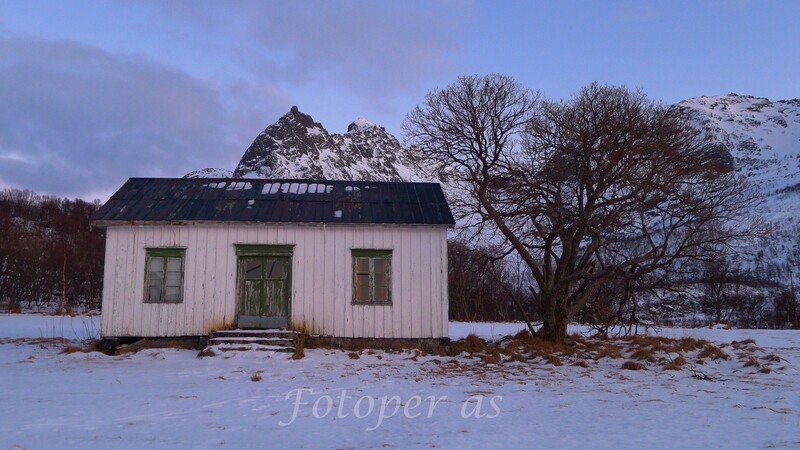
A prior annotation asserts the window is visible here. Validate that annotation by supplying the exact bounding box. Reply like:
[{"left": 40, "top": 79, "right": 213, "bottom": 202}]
[
  {"left": 144, "top": 248, "right": 185, "bottom": 303},
  {"left": 352, "top": 249, "right": 391, "bottom": 304}
]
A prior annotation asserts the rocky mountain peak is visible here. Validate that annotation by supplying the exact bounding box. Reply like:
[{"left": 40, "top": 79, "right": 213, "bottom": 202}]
[
  {"left": 230, "top": 107, "right": 424, "bottom": 182},
  {"left": 347, "top": 117, "right": 377, "bottom": 133},
  {"left": 284, "top": 105, "right": 324, "bottom": 131}
]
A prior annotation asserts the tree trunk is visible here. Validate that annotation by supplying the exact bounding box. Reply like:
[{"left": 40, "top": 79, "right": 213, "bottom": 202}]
[{"left": 540, "top": 290, "right": 569, "bottom": 344}]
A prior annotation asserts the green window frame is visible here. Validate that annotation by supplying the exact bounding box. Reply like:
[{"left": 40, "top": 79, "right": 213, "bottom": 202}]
[
  {"left": 352, "top": 249, "right": 392, "bottom": 305},
  {"left": 144, "top": 248, "right": 186, "bottom": 304}
]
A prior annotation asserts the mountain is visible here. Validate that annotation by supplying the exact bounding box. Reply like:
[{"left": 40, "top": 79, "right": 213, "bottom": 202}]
[
  {"left": 675, "top": 94, "right": 800, "bottom": 197},
  {"left": 675, "top": 95, "right": 800, "bottom": 274},
  {"left": 230, "top": 106, "right": 425, "bottom": 182}
]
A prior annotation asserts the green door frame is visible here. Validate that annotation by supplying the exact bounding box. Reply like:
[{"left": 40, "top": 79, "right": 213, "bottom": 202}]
[{"left": 235, "top": 245, "right": 294, "bottom": 328}]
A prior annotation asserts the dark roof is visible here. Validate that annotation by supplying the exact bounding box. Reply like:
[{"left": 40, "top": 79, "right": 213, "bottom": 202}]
[{"left": 92, "top": 178, "right": 455, "bottom": 227}]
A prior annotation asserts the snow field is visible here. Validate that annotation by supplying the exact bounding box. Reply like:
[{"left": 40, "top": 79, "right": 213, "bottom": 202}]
[{"left": 1, "top": 315, "right": 798, "bottom": 449}]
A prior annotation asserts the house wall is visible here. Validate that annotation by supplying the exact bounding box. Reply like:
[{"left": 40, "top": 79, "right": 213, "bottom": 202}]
[{"left": 100, "top": 223, "right": 449, "bottom": 338}]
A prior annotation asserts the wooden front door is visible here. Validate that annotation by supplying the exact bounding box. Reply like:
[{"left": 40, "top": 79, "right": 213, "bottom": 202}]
[{"left": 238, "top": 255, "right": 291, "bottom": 328}]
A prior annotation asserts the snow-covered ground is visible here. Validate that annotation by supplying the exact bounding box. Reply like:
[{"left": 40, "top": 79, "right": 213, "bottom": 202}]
[{"left": 1, "top": 314, "right": 799, "bottom": 449}]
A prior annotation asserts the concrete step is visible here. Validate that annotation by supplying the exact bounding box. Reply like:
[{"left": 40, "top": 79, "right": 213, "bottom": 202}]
[
  {"left": 207, "top": 329, "right": 297, "bottom": 352},
  {"left": 210, "top": 336, "right": 295, "bottom": 346},
  {"left": 212, "top": 342, "right": 295, "bottom": 353},
  {"left": 211, "top": 329, "right": 296, "bottom": 340}
]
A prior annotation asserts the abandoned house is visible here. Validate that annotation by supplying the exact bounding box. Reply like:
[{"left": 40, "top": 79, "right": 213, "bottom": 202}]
[{"left": 91, "top": 178, "right": 455, "bottom": 341}]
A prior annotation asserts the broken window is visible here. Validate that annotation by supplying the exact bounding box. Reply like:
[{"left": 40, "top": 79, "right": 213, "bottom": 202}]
[
  {"left": 352, "top": 250, "right": 392, "bottom": 304},
  {"left": 144, "top": 248, "right": 185, "bottom": 303}
]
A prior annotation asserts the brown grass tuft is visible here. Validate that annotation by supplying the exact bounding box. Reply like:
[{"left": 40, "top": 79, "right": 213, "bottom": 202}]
[
  {"left": 291, "top": 333, "right": 306, "bottom": 360},
  {"left": 621, "top": 361, "right": 646, "bottom": 371},
  {"left": 464, "top": 334, "right": 486, "bottom": 352},
  {"left": 60, "top": 345, "right": 87, "bottom": 355},
  {"left": 592, "top": 344, "right": 623, "bottom": 360},
  {"left": 630, "top": 348, "right": 656, "bottom": 363},
  {"left": 512, "top": 329, "right": 532, "bottom": 342},
  {"left": 673, "top": 337, "right": 709, "bottom": 353},
  {"left": 664, "top": 356, "right": 687, "bottom": 371},
  {"left": 251, "top": 371, "right": 263, "bottom": 382},
  {"left": 484, "top": 353, "right": 501, "bottom": 365},
  {"left": 743, "top": 356, "right": 760, "bottom": 368},
  {"left": 197, "top": 348, "right": 217, "bottom": 358},
  {"left": 348, "top": 352, "right": 360, "bottom": 360},
  {"left": 698, "top": 344, "right": 729, "bottom": 361},
  {"left": 544, "top": 354, "right": 562, "bottom": 366},
  {"left": 758, "top": 366, "right": 772, "bottom": 374}
]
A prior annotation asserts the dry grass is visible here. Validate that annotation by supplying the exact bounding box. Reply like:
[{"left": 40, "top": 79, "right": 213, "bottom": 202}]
[
  {"left": 251, "top": 371, "right": 263, "bottom": 382},
  {"left": 60, "top": 345, "right": 88, "bottom": 355},
  {"left": 544, "top": 354, "right": 563, "bottom": 366},
  {"left": 743, "top": 356, "right": 761, "bottom": 368},
  {"left": 697, "top": 344, "right": 730, "bottom": 361},
  {"left": 672, "top": 337, "right": 709, "bottom": 353},
  {"left": 621, "top": 361, "right": 647, "bottom": 371},
  {"left": 731, "top": 339, "right": 757, "bottom": 349},
  {"left": 664, "top": 356, "right": 687, "bottom": 371},
  {"left": 291, "top": 333, "right": 306, "bottom": 360},
  {"left": 432, "top": 330, "right": 780, "bottom": 380},
  {"left": 630, "top": 348, "right": 657, "bottom": 363},
  {"left": 197, "top": 348, "right": 217, "bottom": 358},
  {"left": 591, "top": 344, "right": 623, "bottom": 360},
  {"left": 484, "top": 353, "right": 501, "bottom": 365}
]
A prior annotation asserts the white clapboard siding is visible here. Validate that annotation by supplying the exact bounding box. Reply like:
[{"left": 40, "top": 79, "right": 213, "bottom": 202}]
[{"left": 101, "top": 223, "right": 449, "bottom": 339}]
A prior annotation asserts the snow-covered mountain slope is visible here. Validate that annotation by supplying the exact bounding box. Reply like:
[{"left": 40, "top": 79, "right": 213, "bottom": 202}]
[
  {"left": 232, "top": 106, "right": 426, "bottom": 182},
  {"left": 675, "top": 94, "right": 800, "bottom": 277},
  {"left": 675, "top": 94, "right": 800, "bottom": 201}
]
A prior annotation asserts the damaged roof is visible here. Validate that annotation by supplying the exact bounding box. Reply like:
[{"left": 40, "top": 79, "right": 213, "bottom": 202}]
[{"left": 91, "top": 178, "right": 455, "bottom": 227}]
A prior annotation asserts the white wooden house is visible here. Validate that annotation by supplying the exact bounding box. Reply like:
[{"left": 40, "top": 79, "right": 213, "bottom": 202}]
[{"left": 91, "top": 178, "right": 454, "bottom": 340}]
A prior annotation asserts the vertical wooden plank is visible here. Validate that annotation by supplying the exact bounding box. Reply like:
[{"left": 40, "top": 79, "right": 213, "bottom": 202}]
[
  {"left": 412, "top": 227, "right": 423, "bottom": 338},
  {"left": 441, "top": 229, "right": 449, "bottom": 338},
  {"left": 100, "top": 227, "right": 118, "bottom": 336},
  {"left": 330, "top": 226, "right": 342, "bottom": 337},
  {"left": 423, "top": 229, "right": 434, "bottom": 338},
  {"left": 374, "top": 227, "right": 386, "bottom": 338}
]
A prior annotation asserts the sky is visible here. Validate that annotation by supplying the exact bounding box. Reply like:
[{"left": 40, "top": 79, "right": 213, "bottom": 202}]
[{"left": 0, "top": 0, "right": 798, "bottom": 200}]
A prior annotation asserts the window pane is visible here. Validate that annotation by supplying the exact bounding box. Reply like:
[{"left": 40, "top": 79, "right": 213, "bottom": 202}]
[
  {"left": 165, "top": 272, "right": 182, "bottom": 287},
  {"left": 244, "top": 259, "right": 262, "bottom": 280},
  {"left": 149, "top": 257, "right": 164, "bottom": 273},
  {"left": 356, "top": 257, "right": 371, "bottom": 273},
  {"left": 166, "top": 257, "right": 182, "bottom": 272},
  {"left": 374, "top": 285, "right": 388, "bottom": 302},
  {"left": 148, "top": 285, "right": 162, "bottom": 302},
  {"left": 356, "top": 274, "right": 370, "bottom": 302},
  {"left": 165, "top": 286, "right": 181, "bottom": 302},
  {"left": 266, "top": 260, "right": 286, "bottom": 280},
  {"left": 149, "top": 271, "right": 163, "bottom": 287},
  {"left": 373, "top": 257, "right": 388, "bottom": 273}
]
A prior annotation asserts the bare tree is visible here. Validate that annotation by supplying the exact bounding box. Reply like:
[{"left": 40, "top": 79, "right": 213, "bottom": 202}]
[{"left": 404, "top": 75, "right": 765, "bottom": 343}]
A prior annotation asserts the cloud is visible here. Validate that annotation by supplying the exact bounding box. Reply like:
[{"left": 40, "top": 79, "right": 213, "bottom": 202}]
[
  {"left": 153, "top": 1, "right": 473, "bottom": 99},
  {"left": 0, "top": 33, "right": 287, "bottom": 199}
]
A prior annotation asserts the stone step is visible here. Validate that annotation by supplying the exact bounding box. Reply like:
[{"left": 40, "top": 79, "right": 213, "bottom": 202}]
[
  {"left": 212, "top": 342, "right": 295, "bottom": 353},
  {"left": 210, "top": 336, "right": 295, "bottom": 346},
  {"left": 207, "top": 329, "right": 298, "bottom": 353},
  {"left": 211, "top": 329, "right": 296, "bottom": 340}
]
